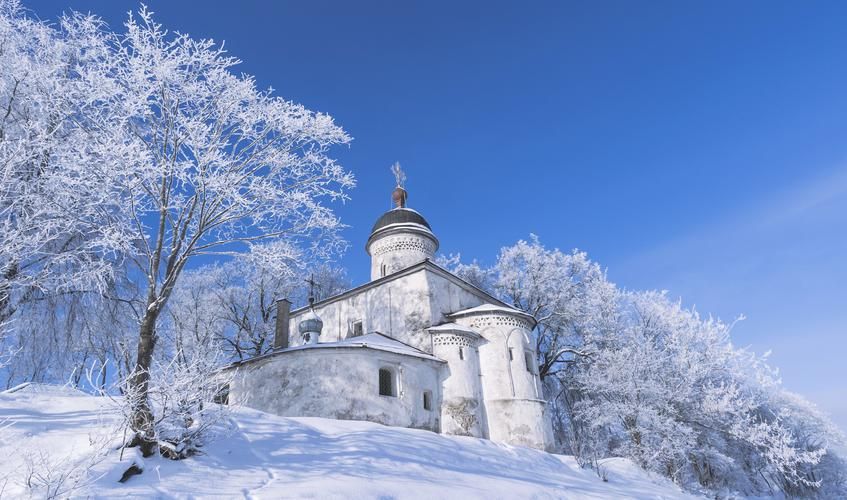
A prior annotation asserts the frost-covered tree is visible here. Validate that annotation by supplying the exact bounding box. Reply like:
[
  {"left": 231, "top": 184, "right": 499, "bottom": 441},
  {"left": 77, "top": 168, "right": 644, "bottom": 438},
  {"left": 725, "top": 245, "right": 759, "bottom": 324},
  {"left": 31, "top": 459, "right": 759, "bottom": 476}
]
[
  {"left": 2, "top": 1, "right": 353, "bottom": 458},
  {"left": 488, "top": 235, "right": 618, "bottom": 381},
  {"left": 566, "top": 291, "right": 830, "bottom": 494},
  {"left": 443, "top": 236, "right": 846, "bottom": 497},
  {"left": 58, "top": 7, "right": 355, "bottom": 456},
  {"left": 167, "top": 244, "right": 348, "bottom": 363},
  {"left": 151, "top": 243, "right": 348, "bottom": 458},
  {"left": 0, "top": 1, "right": 130, "bottom": 327}
]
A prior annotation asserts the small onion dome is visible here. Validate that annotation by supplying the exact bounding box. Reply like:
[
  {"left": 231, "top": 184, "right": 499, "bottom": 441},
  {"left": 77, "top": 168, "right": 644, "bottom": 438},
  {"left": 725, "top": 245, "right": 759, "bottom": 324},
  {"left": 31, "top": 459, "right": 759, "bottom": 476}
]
[{"left": 298, "top": 309, "right": 323, "bottom": 344}]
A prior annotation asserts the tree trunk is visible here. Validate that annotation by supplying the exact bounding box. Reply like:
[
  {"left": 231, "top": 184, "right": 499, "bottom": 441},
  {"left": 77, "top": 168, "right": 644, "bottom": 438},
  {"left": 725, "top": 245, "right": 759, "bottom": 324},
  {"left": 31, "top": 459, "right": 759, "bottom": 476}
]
[
  {"left": 128, "top": 308, "right": 159, "bottom": 457},
  {"left": 0, "top": 261, "right": 19, "bottom": 325}
]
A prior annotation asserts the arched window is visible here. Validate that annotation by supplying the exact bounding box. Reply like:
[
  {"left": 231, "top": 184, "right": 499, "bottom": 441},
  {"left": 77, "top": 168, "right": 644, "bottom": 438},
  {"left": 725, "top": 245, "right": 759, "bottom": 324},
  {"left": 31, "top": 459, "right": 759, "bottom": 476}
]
[
  {"left": 379, "top": 367, "right": 396, "bottom": 397},
  {"left": 423, "top": 390, "right": 432, "bottom": 411}
]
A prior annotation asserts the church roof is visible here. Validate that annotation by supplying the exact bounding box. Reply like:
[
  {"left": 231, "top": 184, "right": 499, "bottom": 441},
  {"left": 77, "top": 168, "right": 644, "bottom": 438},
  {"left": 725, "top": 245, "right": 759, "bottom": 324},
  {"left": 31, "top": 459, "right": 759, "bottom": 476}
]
[
  {"left": 289, "top": 259, "right": 514, "bottom": 318},
  {"left": 224, "top": 332, "right": 444, "bottom": 369},
  {"left": 371, "top": 207, "right": 432, "bottom": 234},
  {"left": 426, "top": 322, "right": 483, "bottom": 338},
  {"left": 333, "top": 332, "right": 443, "bottom": 361},
  {"left": 447, "top": 303, "right": 537, "bottom": 327}
]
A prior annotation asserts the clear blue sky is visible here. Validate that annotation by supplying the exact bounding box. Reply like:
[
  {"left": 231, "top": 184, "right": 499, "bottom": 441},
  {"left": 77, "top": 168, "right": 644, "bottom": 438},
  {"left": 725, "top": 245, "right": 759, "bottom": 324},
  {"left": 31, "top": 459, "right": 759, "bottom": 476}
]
[{"left": 29, "top": 1, "right": 847, "bottom": 429}]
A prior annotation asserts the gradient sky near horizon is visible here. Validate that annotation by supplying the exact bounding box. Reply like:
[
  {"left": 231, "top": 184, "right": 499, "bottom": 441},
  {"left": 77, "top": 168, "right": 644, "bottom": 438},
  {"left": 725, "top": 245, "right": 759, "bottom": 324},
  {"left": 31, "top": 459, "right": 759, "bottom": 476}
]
[{"left": 28, "top": 0, "right": 847, "bottom": 430}]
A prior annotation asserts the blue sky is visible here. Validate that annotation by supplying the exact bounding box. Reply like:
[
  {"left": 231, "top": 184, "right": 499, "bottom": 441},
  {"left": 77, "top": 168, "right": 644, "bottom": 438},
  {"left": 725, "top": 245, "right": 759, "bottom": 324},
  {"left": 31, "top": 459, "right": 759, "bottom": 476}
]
[{"left": 29, "top": 1, "right": 847, "bottom": 429}]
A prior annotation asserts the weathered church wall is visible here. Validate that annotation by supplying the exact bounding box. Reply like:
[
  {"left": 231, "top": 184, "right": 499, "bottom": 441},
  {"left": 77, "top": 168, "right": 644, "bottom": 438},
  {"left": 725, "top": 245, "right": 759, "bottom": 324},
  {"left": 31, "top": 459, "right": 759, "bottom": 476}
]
[
  {"left": 451, "top": 311, "right": 554, "bottom": 451},
  {"left": 368, "top": 230, "right": 436, "bottom": 280},
  {"left": 228, "top": 347, "right": 443, "bottom": 432},
  {"left": 431, "top": 332, "right": 486, "bottom": 438},
  {"left": 485, "top": 398, "right": 554, "bottom": 451},
  {"left": 285, "top": 265, "right": 505, "bottom": 359},
  {"left": 286, "top": 270, "right": 433, "bottom": 352},
  {"left": 423, "top": 269, "right": 488, "bottom": 326}
]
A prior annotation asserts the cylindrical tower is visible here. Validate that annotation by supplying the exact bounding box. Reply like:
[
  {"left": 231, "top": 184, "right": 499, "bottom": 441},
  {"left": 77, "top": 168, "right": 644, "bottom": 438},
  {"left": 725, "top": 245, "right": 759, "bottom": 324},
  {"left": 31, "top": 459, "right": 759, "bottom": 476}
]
[
  {"left": 366, "top": 184, "right": 438, "bottom": 281},
  {"left": 447, "top": 305, "right": 553, "bottom": 451},
  {"left": 428, "top": 324, "right": 485, "bottom": 438}
]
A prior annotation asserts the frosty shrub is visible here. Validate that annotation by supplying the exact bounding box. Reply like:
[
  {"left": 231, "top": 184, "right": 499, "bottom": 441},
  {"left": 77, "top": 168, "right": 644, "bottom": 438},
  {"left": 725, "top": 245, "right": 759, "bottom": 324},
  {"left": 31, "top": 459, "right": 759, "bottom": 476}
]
[{"left": 147, "top": 355, "right": 233, "bottom": 460}]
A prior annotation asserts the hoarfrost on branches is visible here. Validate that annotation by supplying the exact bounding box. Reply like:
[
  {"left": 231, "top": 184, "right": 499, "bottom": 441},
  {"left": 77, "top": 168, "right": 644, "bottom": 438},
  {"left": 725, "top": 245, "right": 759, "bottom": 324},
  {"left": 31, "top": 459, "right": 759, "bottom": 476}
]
[
  {"left": 443, "top": 235, "right": 846, "bottom": 497},
  {"left": 391, "top": 162, "right": 406, "bottom": 188},
  {"left": 0, "top": 0, "right": 354, "bottom": 464}
]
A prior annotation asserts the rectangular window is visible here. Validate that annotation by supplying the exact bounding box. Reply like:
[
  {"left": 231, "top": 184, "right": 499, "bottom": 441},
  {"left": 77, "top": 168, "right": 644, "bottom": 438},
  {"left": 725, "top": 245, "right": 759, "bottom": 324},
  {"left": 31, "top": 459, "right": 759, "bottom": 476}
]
[
  {"left": 379, "top": 368, "right": 396, "bottom": 397},
  {"left": 352, "top": 320, "right": 363, "bottom": 337},
  {"left": 524, "top": 351, "right": 534, "bottom": 373},
  {"left": 508, "top": 348, "right": 514, "bottom": 361},
  {"left": 423, "top": 391, "right": 432, "bottom": 411},
  {"left": 458, "top": 347, "right": 464, "bottom": 360}
]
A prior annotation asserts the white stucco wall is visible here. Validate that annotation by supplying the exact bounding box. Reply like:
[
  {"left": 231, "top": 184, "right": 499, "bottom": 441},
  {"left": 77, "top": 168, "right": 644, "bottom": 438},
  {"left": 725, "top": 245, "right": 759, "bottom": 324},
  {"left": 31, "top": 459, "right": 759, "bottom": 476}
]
[
  {"left": 431, "top": 332, "right": 486, "bottom": 438},
  {"left": 424, "top": 269, "right": 491, "bottom": 326},
  {"left": 286, "top": 270, "right": 433, "bottom": 352},
  {"left": 228, "top": 347, "right": 444, "bottom": 432},
  {"left": 367, "top": 230, "right": 436, "bottom": 280},
  {"left": 285, "top": 265, "right": 491, "bottom": 354},
  {"left": 451, "top": 311, "right": 554, "bottom": 451},
  {"left": 485, "top": 398, "right": 554, "bottom": 451}
]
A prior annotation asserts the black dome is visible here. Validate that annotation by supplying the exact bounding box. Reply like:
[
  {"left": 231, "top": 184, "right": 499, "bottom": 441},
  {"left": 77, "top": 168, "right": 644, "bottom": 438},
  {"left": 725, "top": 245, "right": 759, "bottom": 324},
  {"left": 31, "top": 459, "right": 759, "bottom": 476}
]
[{"left": 371, "top": 208, "right": 432, "bottom": 233}]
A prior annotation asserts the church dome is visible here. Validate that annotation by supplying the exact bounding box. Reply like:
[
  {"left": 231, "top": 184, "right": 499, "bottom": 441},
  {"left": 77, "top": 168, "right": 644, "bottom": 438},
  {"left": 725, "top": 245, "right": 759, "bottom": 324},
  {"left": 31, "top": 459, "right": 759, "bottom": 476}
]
[
  {"left": 366, "top": 166, "right": 439, "bottom": 280},
  {"left": 371, "top": 207, "right": 432, "bottom": 234},
  {"left": 298, "top": 310, "right": 323, "bottom": 334},
  {"left": 298, "top": 309, "right": 323, "bottom": 344}
]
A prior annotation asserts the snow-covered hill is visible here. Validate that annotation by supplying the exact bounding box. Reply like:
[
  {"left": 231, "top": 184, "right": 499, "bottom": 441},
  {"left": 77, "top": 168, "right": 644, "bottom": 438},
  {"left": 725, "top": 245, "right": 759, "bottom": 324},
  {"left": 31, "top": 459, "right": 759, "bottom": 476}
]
[{"left": 0, "top": 384, "right": 695, "bottom": 499}]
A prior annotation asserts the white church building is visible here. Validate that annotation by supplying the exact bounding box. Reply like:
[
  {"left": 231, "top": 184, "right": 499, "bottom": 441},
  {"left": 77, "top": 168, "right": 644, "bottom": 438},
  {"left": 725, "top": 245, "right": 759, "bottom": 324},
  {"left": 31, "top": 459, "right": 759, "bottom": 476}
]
[{"left": 225, "top": 182, "right": 554, "bottom": 451}]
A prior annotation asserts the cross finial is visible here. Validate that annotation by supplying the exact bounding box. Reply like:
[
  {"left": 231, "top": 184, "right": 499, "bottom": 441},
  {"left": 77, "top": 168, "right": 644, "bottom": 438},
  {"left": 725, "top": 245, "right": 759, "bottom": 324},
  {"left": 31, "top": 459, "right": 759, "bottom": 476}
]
[
  {"left": 391, "top": 162, "right": 406, "bottom": 188},
  {"left": 305, "top": 273, "right": 320, "bottom": 306}
]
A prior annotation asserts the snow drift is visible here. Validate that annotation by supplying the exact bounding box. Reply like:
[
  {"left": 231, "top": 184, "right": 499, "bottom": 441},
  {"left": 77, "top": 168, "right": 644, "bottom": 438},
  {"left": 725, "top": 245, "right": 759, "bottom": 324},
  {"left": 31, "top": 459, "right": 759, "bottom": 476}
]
[{"left": 0, "top": 384, "right": 695, "bottom": 499}]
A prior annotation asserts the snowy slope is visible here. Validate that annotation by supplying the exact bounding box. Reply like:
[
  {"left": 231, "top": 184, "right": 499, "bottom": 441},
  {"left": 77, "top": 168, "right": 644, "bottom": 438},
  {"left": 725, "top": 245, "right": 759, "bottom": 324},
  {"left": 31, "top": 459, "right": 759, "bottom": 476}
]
[{"left": 0, "top": 385, "right": 697, "bottom": 499}]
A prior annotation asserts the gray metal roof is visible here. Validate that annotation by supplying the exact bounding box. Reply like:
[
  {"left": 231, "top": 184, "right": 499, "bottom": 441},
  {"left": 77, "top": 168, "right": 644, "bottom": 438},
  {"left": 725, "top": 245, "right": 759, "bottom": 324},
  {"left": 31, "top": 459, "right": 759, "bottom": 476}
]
[{"left": 371, "top": 208, "right": 432, "bottom": 233}]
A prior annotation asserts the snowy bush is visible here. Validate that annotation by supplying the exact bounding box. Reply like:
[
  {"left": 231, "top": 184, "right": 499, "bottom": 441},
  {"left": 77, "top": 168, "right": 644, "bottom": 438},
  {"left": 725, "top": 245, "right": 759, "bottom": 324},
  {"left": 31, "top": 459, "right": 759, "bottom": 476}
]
[
  {"left": 147, "top": 356, "right": 233, "bottom": 459},
  {"left": 20, "top": 431, "right": 114, "bottom": 499}
]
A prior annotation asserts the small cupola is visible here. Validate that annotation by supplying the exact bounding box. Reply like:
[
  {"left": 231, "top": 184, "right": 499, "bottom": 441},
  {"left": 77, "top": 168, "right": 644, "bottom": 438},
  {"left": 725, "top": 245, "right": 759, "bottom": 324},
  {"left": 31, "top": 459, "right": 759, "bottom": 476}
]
[
  {"left": 298, "top": 309, "right": 323, "bottom": 345},
  {"left": 298, "top": 276, "right": 323, "bottom": 344},
  {"left": 366, "top": 163, "right": 439, "bottom": 281}
]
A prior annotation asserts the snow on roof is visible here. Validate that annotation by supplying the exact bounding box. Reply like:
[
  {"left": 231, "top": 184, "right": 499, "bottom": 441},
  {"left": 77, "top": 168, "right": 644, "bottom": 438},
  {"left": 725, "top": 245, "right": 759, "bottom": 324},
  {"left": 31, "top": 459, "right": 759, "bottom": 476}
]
[
  {"left": 229, "top": 333, "right": 445, "bottom": 367},
  {"left": 447, "top": 303, "right": 536, "bottom": 325},
  {"left": 326, "top": 332, "right": 443, "bottom": 361},
  {"left": 426, "top": 322, "right": 482, "bottom": 338}
]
